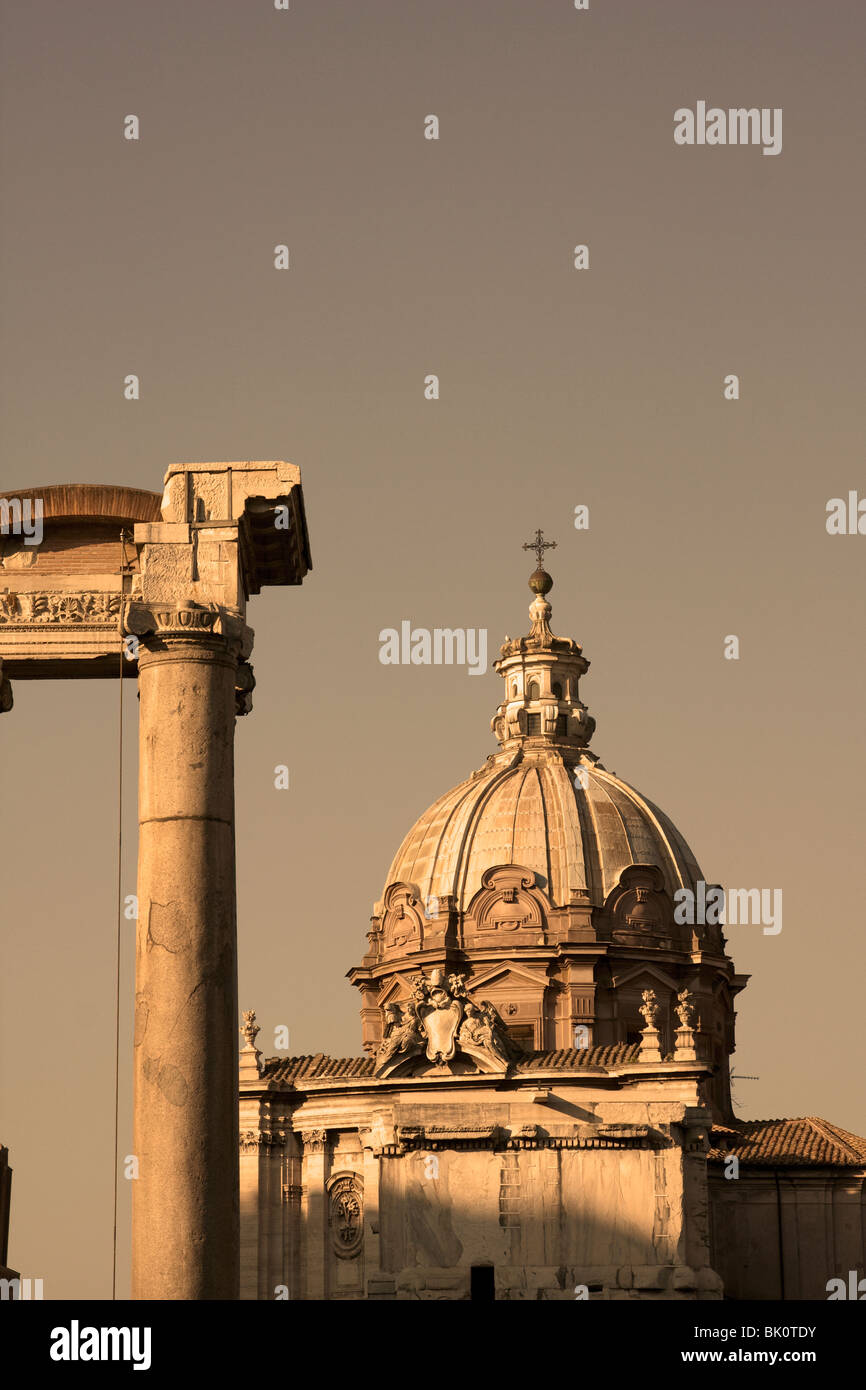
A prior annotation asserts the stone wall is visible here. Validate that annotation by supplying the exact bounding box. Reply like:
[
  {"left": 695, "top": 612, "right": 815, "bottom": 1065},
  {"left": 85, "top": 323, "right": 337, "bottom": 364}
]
[
  {"left": 239, "top": 1078, "right": 722, "bottom": 1301},
  {"left": 708, "top": 1167, "right": 866, "bottom": 1300}
]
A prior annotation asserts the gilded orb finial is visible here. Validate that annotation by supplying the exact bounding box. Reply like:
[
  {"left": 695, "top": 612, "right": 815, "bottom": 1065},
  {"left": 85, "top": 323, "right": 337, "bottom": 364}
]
[{"left": 523, "top": 529, "right": 556, "bottom": 598}]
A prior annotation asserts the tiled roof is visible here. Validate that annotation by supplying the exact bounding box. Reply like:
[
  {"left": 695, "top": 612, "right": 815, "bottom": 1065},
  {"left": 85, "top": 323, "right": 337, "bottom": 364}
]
[
  {"left": 708, "top": 1117, "right": 866, "bottom": 1168},
  {"left": 262, "top": 1054, "right": 376, "bottom": 1083},
  {"left": 383, "top": 755, "right": 704, "bottom": 912},
  {"left": 259, "top": 1042, "right": 641, "bottom": 1086},
  {"left": 516, "top": 1043, "right": 642, "bottom": 1070}
]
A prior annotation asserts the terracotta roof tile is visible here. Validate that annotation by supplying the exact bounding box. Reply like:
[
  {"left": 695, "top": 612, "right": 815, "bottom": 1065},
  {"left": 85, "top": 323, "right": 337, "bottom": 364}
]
[
  {"left": 516, "top": 1043, "right": 642, "bottom": 1070},
  {"left": 262, "top": 1054, "right": 376, "bottom": 1083},
  {"left": 708, "top": 1117, "right": 866, "bottom": 1168},
  {"left": 260, "top": 1042, "right": 642, "bottom": 1085}
]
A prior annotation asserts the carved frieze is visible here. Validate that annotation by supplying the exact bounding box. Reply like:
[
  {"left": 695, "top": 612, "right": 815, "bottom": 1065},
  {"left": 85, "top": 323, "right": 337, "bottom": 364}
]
[
  {"left": 239, "top": 1129, "right": 287, "bottom": 1153},
  {"left": 371, "top": 1122, "right": 658, "bottom": 1157},
  {"left": 0, "top": 591, "right": 122, "bottom": 625}
]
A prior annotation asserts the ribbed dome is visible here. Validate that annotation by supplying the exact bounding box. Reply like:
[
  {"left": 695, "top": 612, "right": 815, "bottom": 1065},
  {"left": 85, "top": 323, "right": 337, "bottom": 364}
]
[{"left": 382, "top": 748, "right": 704, "bottom": 913}]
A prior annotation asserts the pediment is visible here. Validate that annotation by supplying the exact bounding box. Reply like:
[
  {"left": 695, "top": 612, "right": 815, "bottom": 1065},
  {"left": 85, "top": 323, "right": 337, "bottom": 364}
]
[
  {"left": 377, "top": 973, "right": 415, "bottom": 1008},
  {"left": 466, "top": 960, "right": 550, "bottom": 993},
  {"left": 611, "top": 962, "right": 679, "bottom": 993}
]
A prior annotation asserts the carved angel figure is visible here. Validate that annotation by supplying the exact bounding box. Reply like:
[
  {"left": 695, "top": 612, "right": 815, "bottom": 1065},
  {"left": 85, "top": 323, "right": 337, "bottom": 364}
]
[
  {"left": 479, "top": 1000, "right": 515, "bottom": 1063},
  {"left": 457, "top": 1001, "right": 488, "bottom": 1048},
  {"left": 375, "top": 1001, "right": 423, "bottom": 1070}
]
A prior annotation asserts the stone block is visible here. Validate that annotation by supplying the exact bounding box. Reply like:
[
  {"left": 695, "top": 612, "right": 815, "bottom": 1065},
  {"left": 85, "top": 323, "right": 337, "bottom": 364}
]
[
  {"left": 576, "top": 1265, "right": 618, "bottom": 1287},
  {"left": 633, "top": 1265, "right": 672, "bottom": 1291},
  {"left": 367, "top": 1277, "right": 396, "bottom": 1299},
  {"left": 526, "top": 1266, "right": 563, "bottom": 1289}
]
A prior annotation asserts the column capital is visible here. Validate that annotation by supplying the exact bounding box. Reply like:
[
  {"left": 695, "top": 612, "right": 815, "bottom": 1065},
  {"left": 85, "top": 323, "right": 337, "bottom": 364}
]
[
  {"left": 123, "top": 599, "right": 253, "bottom": 660},
  {"left": 301, "top": 1129, "right": 330, "bottom": 1155}
]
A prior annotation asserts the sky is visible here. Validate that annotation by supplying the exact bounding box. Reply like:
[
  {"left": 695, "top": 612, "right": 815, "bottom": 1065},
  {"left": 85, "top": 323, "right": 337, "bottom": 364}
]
[{"left": 1, "top": 0, "right": 864, "bottom": 1298}]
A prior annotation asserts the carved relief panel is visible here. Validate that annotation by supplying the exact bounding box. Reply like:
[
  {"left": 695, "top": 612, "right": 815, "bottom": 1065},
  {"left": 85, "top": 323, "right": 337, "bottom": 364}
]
[
  {"left": 326, "top": 1171, "right": 364, "bottom": 1298},
  {"left": 464, "top": 865, "right": 547, "bottom": 944},
  {"left": 328, "top": 1173, "right": 363, "bottom": 1258},
  {"left": 606, "top": 865, "right": 677, "bottom": 948},
  {"left": 381, "top": 883, "right": 426, "bottom": 955}
]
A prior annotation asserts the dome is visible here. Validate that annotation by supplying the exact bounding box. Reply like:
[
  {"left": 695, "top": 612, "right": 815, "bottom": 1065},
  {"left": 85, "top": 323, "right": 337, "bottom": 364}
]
[
  {"left": 377, "top": 541, "right": 703, "bottom": 915},
  {"left": 381, "top": 747, "right": 704, "bottom": 915},
  {"left": 349, "top": 540, "right": 739, "bottom": 1120}
]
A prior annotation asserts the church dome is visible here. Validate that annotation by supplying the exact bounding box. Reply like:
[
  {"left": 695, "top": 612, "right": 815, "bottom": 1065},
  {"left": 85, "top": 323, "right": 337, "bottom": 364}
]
[
  {"left": 381, "top": 747, "right": 704, "bottom": 916},
  {"left": 350, "top": 539, "right": 740, "bottom": 1115},
  {"left": 378, "top": 536, "right": 703, "bottom": 915}
]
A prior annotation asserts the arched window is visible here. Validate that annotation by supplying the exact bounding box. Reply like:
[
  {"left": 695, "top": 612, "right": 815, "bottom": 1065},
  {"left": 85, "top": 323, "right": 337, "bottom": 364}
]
[
  {"left": 527, "top": 680, "right": 540, "bottom": 700},
  {"left": 552, "top": 682, "right": 563, "bottom": 699}
]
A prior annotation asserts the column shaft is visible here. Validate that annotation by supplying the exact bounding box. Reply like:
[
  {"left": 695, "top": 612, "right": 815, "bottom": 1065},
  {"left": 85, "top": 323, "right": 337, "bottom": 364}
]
[{"left": 131, "top": 634, "right": 240, "bottom": 1299}]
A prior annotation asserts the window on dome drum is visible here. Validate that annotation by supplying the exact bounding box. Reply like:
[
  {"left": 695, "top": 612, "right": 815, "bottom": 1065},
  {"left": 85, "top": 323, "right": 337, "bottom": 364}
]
[
  {"left": 470, "top": 1266, "right": 496, "bottom": 1301},
  {"left": 526, "top": 713, "right": 541, "bottom": 735},
  {"left": 556, "top": 714, "right": 568, "bottom": 734},
  {"left": 552, "top": 682, "right": 563, "bottom": 699},
  {"left": 527, "top": 680, "right": 540, "bottom": 699}
]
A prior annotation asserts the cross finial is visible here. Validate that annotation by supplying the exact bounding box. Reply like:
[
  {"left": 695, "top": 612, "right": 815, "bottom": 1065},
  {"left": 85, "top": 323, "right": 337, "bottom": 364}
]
[{"left": 522, "top": 528, "right": 556, "bottom": 569}]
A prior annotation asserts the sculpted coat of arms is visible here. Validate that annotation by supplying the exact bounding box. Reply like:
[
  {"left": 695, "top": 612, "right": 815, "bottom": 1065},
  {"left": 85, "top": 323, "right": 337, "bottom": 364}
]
[{"left": 374, "top": 968, "right": 520, "bottom": 1077}]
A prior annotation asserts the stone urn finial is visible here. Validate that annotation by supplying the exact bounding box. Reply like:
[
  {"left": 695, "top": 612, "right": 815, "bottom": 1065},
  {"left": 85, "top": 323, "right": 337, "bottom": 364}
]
[
  {"left": 639, "top": 989, "right": 659, "bottom": 1032},
  {"left": 240, "top": 1009, "right": 260, "bottom": 1049},
  {"left": 676, "top": 989, "right": 695, "bottom": 1030}
]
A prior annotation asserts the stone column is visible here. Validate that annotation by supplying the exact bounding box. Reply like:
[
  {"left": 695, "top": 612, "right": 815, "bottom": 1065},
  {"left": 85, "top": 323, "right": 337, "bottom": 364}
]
[
  {"left": 131, "top": 604, "right": 249, "bottom": 1300},
  {"left": 301, "top": 1130, "right": 329, "bottom": 1300}
]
